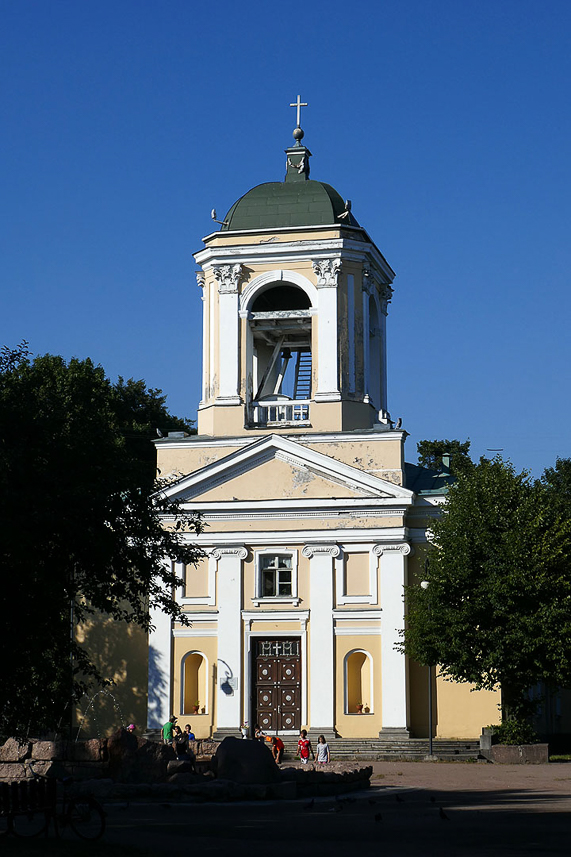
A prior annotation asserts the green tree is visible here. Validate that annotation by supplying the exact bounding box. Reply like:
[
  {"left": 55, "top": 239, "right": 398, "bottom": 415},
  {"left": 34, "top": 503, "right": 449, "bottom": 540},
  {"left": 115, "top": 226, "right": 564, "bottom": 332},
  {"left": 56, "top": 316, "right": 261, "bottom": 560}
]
[
  {"left": 401, "top": 456, "right": 571, "bottom": 723},
  {"left": 0, "top": 345, "right": 202, "bottom": 737},
  {"left": 417, "top": 438, "right": 473, "bottom": 477}
]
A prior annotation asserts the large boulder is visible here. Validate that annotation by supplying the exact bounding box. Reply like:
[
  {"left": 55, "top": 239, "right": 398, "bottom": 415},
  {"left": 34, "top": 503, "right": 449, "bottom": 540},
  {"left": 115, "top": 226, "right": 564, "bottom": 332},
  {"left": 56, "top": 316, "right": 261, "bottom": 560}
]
[
  {"left": 214, "top": 737, "right": 281, "bottom": 785},
  {"left": 0, "top": 738, "right": 31, "bottom": 762},
  {"left": 106, "top": 729, "right": 175, "bottom": 783}
]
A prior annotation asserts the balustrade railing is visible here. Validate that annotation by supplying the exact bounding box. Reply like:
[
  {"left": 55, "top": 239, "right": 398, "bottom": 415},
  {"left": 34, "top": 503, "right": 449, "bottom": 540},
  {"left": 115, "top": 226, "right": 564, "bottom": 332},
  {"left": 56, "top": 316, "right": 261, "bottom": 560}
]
[{"left": 247, "top": 399, "right": 310, "bottom": 427}]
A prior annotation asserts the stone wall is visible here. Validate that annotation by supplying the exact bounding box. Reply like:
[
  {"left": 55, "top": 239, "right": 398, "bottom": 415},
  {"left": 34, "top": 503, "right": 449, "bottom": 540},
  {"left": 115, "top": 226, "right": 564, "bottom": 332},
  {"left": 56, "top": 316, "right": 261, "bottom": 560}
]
[{"left": 0, "top": 734, "right": 219, "bottom": 783}]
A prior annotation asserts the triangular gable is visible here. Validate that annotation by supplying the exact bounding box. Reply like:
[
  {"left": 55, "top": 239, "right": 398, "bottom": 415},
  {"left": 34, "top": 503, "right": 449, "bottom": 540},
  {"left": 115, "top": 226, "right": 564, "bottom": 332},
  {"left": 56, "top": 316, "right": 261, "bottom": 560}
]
[{"left": 161, "top": 434, "right": 414, "bottom": 504}]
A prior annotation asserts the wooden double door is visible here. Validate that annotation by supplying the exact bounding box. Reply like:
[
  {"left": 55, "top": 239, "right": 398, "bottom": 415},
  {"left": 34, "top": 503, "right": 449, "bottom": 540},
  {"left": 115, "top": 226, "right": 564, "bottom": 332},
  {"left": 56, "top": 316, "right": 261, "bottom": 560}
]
[{"left": 254, "top": 638, "right": 301, "bottom": 732}]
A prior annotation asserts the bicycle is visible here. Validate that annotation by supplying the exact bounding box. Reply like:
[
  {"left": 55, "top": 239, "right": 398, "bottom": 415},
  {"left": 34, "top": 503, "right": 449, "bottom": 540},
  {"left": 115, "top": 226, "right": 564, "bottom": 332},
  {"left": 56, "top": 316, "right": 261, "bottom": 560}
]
[{"left": 0, "top": 760, "right": 106, "bottom": 840}]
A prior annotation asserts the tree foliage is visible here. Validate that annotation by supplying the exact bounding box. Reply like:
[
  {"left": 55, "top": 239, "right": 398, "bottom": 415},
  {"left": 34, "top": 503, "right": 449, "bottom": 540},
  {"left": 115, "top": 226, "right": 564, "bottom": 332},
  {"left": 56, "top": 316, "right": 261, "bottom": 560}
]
[
  {"left": 417, "top": 438, "right": 474, "bottom": 477},
  {"left": 401, "top": 456, "right": 571, "bottom": 721},
  {"left": 0, "top": 345, "right": 202, "bottom": 736}
]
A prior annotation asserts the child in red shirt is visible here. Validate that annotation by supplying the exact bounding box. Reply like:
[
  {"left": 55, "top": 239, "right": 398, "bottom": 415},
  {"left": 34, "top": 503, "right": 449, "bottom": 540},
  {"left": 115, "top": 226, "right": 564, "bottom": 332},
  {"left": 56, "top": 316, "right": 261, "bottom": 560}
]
[{"left": 297, "top": 729, "right": 314, "bottom": 764}]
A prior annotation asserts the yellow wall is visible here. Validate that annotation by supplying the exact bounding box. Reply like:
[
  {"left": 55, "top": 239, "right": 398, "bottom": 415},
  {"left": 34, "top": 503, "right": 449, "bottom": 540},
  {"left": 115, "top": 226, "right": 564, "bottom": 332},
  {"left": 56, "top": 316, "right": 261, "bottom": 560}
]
[
  {"left": 172, "top": 636, "right": 218, "bottom": 738},
  {"left": 435, "top": 674, "right": 500, "bottom": 739},
  {"left": 74, "top": 615, "right": 148, "bottom": 739},
  {"left": 335, "top": 635, "right": 382, "bottom": 737}
]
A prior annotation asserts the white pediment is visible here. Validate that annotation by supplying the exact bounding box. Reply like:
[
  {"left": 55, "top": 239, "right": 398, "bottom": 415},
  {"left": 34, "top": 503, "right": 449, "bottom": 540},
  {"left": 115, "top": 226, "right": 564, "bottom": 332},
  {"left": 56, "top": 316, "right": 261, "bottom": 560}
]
[{"left": 161, "top": 434, "right": 414, "bottom": 505}]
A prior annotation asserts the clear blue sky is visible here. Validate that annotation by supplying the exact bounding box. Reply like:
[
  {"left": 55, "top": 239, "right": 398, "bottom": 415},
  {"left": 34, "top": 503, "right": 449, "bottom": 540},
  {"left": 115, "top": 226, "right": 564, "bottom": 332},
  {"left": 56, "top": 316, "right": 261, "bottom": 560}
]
[{"left": 2, "top": 0, "right": 570, "bottom": 476}]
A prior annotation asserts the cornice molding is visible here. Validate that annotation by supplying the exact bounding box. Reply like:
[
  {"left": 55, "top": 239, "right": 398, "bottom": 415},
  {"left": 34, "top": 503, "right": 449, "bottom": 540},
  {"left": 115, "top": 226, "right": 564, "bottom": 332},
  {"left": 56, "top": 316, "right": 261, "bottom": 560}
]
[{"left": 194, "top": 234, "right": 396, "bottom": 283}]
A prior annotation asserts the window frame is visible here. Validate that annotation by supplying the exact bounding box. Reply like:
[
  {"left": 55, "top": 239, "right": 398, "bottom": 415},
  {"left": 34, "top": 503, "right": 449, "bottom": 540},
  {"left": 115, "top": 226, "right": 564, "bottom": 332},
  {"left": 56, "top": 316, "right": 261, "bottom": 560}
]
[{"left": 253, "top": 549, "right": 300, "bottom": 606}]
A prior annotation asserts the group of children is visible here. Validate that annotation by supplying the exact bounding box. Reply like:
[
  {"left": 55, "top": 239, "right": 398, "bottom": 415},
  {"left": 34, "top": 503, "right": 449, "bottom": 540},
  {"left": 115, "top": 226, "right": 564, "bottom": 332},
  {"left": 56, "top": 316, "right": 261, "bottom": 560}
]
[{"left": 254, "top": 725, "right": 330, "bottom": 765}]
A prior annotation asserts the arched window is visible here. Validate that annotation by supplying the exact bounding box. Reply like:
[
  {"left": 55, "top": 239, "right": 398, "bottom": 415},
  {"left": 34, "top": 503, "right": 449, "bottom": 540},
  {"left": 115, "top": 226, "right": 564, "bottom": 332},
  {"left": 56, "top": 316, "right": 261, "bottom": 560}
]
[
  {"left": 247, "top": 278, "right": 313, "bottom": 426},
  {"left": 182, "top": 652, "right": 208, "bottom": 714},
  {"left": 344, "top": 650, "right": 373, "bottom": 713}
]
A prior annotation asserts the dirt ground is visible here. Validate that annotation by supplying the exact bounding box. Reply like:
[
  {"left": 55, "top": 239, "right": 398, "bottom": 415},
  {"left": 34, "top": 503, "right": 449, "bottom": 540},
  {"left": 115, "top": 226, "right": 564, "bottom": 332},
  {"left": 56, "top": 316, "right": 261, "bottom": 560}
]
[{"left": 4, "top": 759, "right": 571, "bottom": 857}]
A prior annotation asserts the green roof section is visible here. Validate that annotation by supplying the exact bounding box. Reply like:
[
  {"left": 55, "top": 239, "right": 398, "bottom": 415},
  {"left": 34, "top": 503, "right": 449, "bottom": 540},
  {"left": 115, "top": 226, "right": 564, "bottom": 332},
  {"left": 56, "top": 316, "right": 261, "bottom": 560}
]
[
  {"left": 222, "top": 180, "right": 360, "bottom": 231},
  {"left": 221, "top": 142, "right": 360, "bottom": 231},
  {"left": 404, "top": 462, "right": 455, "bottom": 495}
]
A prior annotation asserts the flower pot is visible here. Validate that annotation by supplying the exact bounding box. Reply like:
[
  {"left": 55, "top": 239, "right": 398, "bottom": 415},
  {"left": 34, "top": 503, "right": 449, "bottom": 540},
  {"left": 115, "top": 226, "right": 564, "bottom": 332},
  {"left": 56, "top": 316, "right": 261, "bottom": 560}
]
[
  {"left": 193, "top": 706, "right": 200, "bottom": 714},
  {"left": 356, "top": 704, "right": 363, "bottom": 713}
]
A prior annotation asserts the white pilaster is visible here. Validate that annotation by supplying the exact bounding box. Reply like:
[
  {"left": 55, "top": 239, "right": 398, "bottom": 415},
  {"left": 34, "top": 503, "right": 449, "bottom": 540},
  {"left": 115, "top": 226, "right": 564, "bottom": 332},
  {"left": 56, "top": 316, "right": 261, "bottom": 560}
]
[
  {"left": 213, "top": 546, "right": 246, "bottom": 734},
  {"left": 213, "top": 264, "right": 242, "bottom": 404},
  {"left": 362, "top": 271, "right": 371, "bottom": 403},
  {"left": 196, "top": 272, "right": 207, "bottom": 405},
  {"left": 147, "top": 567, "right": 173, "bottom": 729},
  {"left": 303, "top": 543, "right": 339, "bottom": 732},
  {"left": 313, "top": 259, "right": 341, "bottom": 401},
  {"left": 347, "top": 274, "right": 355, "bottom": 393},
  {"left": 376, "top": 543, "right": 412, "bottom": 738}
]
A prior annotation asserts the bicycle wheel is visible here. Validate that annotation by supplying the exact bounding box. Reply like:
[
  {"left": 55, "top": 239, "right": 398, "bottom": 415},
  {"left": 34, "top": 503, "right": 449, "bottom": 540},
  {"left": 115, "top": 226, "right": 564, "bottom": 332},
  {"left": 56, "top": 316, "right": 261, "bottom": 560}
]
[
  {"left": 12, "top": 810, "right": 49, "bottom": 837},
  {"left": 68, "top": 798, "right": 105, "bottom": 840}
]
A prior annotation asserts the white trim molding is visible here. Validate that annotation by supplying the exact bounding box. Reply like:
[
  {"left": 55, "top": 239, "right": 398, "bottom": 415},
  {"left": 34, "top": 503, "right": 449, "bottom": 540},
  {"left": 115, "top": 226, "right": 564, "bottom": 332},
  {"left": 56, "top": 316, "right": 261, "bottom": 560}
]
[
  {"left": 240, "top": 269, "right": 318, "bottom": 313},
  {"left": 335, "top": 545, "right": 380, "bottom": 606},
  {"left": 177, "top": 555, "right": 217, "bottom": 607},
  {"left": 252, "top": 547, "right": 300, "bottom": 606}
]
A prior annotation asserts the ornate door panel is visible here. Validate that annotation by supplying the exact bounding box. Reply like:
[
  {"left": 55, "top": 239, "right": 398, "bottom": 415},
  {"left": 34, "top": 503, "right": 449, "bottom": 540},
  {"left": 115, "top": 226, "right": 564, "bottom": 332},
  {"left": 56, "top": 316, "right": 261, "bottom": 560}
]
[{"left": 254, "top": 639, "right": 301, "bottom": 732}]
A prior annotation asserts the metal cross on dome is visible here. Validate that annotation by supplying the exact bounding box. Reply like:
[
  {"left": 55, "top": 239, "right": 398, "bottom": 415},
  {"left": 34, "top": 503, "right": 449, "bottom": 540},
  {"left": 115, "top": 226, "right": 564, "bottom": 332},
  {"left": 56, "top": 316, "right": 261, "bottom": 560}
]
[{"left": 290, "top": 95, "right": 308, "bottom": 128}]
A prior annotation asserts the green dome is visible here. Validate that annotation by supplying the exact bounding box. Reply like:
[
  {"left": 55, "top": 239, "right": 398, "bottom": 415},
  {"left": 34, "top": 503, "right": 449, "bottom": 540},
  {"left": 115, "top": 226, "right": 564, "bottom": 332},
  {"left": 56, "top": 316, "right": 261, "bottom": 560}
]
[{"left": 222, "top": 179, "right": 360, "bottom": 231}]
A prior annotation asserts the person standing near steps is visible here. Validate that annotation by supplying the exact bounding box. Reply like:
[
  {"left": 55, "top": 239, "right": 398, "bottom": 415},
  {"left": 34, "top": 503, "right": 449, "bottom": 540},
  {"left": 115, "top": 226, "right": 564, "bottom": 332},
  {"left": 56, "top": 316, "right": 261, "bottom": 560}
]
[
  {"left": 161, "top": 715, "right": 177, "bottom": 746},
  {"left": 297, "top": 729, "right": 314, "bottom": 764}
]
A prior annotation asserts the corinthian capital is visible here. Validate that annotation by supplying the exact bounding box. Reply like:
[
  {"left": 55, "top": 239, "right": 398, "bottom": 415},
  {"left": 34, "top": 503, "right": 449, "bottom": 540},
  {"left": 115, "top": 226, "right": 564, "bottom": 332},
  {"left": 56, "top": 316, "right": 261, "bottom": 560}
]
[
  {"left": 312, "top": 258, "right": 341, "bottom": 288},
  {"left": 196, "top": 271, "right": 206, "bottom": 289},
  {"left": 213, "top": 264, "right": 243, "bottom": 294},
  {"left": 379, "top": 282, "right": 394, "bottom": 314}
]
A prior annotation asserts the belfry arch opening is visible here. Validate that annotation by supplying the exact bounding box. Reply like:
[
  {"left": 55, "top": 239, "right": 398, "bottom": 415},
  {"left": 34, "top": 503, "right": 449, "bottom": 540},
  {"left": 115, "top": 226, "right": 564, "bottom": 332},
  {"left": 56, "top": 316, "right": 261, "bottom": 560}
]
[
  {"left": 247, "top": 283, "right": 313, "bottom": 427},
  {"left": 251, "top": 284, "right": 311, "bottom": 312}
]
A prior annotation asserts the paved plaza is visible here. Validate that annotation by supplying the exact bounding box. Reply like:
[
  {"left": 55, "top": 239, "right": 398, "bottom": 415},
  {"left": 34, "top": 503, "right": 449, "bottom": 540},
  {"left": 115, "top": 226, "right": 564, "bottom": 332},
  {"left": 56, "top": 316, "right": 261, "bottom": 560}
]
[
  {"left": 95, "top": 760, "right": 571, "bottom": 857},
  {"left": 3, "top": 760, "right": 570, "bottom": 856}
]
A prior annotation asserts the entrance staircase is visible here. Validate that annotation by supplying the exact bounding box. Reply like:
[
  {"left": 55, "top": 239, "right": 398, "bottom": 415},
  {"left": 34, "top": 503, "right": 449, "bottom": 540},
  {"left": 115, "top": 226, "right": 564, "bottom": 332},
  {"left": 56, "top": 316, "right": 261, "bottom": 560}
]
[
  {"left": 145, "top": 730, "right": 480, "bottom": 762},
  {"left": 279, "top": 738, "right": 481, "bottom": 762}
]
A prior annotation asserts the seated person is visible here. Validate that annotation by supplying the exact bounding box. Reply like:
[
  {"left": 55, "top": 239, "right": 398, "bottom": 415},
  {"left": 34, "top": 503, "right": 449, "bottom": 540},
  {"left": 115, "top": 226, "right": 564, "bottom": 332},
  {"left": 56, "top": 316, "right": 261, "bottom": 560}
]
[
  {"left": 184, "top": 723, "right": 196, "bottom": 740},
  {"left": 173, "top": 725, "right": 190, "bottom": 759}
]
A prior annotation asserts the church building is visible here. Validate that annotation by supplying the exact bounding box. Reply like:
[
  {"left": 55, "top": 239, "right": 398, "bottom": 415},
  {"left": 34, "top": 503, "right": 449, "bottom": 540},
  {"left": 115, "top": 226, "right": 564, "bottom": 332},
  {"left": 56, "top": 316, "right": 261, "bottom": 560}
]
[{"left": 148, "top": 103, "right": 499, "bottom": 742}]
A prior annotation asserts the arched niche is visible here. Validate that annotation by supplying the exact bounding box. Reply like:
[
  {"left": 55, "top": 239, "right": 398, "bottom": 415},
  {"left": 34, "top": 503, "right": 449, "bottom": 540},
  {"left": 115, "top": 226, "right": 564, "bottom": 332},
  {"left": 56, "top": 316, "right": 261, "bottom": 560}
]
[
  {"left": 182, "top": 651, "right": 208, "bottom": 715},
  {"left": 344, "top": 649, "right": 373, "bottom": 713}
]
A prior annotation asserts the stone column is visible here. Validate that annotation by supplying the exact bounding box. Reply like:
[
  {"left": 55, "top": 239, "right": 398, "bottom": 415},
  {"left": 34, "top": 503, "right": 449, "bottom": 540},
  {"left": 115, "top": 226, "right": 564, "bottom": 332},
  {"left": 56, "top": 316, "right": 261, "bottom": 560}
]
[
  {"left": 376, "top": 543, "right": 412, "bottom": 739},
  {"left": 213, "top": 545, "right": 246, "bottom": 739},
  {"left": 303, "top": 543, "right": 339, "bottom": 739},
  {"left": 213, "top": 264, "right": 243, "bottom": 404}
]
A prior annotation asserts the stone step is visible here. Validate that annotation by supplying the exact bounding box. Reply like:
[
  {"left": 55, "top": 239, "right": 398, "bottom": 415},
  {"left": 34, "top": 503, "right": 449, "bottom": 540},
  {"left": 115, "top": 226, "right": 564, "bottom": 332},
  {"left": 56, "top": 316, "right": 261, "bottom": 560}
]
[{"left": 143, "top": 731, "right": 480, "bottom": 761}]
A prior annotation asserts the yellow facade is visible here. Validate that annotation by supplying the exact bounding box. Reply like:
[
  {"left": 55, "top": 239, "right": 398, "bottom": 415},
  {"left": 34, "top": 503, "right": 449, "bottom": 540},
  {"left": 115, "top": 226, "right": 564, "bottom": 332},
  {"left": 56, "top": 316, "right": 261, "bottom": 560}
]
[{"left": 142, "top": 123, "right": 507, "bottom": 746}]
